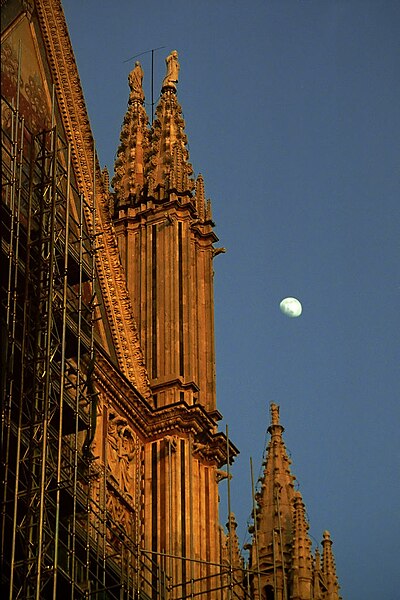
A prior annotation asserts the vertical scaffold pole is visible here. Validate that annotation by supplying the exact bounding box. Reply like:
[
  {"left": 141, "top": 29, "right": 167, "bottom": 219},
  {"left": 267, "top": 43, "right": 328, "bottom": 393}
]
[
  {"left": 250, "top": 457, "right": 262, "bottom": 599},
  {"left": 5, "top": 43, "right": 23, "bottom": 596},
  {"left": 2, "top": 45, "right": 23, "bottom": 544},
  {"left": 35, "top": 122, "right": 58, "bottom": 600},
  {"left": 168, "top": 438, "right": 173, "bottom": 596},
  {"left": 188, "top": 435, "right": 194, "bottom": 599},
  {"left": 226, "top": 425, "right": 233, "bottom": 600},
  {"left": 275, "top": 488, "right": 288, "bottom": 600},
  {"left": 2, "top": 113, "right": 24, "bottom": 572},
  {"left": 71, "top": 184, "right": 85, "bottom": 597},
  {"left": 52, "top": 140, "right": 72, "bottom": 600}
]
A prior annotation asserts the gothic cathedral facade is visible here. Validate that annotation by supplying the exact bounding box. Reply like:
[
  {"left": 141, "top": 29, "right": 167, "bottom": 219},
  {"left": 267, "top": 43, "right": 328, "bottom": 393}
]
[{"left": 1, "top": 1, "right": 340, "bottom": 598}]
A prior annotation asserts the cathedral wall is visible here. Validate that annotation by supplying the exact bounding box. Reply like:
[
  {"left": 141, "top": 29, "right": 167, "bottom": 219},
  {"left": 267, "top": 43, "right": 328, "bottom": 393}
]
[{"left": 141, "top": 434, "right": 223, "bottom": 598}]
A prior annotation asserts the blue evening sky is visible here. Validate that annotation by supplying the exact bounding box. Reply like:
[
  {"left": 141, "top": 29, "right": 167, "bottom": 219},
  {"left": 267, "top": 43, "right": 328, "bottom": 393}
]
[{"left": 62, "top": 1, "right": 400, "bottom": 598}]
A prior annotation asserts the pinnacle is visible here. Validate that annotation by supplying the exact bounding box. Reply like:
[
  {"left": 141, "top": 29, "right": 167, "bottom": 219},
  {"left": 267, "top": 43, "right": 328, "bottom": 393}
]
[
  {"left": 112, "top": 61, "right": 149, "bottom": 207},
  {"left": 251, "top": 404, "right": 296, "bottom": 552},
  {"left": 113, "top": 51, "right": 196, "bottom": 206},
  {"left": 249, "top": 406, "right": 341, "bottom": 599},
  {"left": 150, "top": 82, "right": 194, "bottom": 195},
  {"left": 322, "top": 529, "right": 340, "bottom": 599}
]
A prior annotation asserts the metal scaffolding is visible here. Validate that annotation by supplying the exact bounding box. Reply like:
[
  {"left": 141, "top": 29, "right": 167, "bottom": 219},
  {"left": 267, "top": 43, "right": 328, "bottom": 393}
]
[{"left": 1, "top": 92, "right": 157, "bottom": 599}]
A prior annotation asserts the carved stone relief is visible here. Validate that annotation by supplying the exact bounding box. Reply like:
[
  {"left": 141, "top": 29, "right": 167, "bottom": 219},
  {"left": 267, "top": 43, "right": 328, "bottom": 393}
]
[
  {"left": 106, "top": 491, "right": 134, "bottom": 550},
  {"left": 107, "top": 412, "right": 136, "bottom": 498}
]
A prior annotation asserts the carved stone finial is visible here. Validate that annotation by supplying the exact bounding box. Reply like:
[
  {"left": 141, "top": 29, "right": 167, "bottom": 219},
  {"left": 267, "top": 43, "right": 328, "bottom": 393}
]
[
  {"left": 162, "top": 50, "right": 179, "bottom": 91},
  {"left": 128, "top": 61, "right": 145, "bottom": 102},
  {"left": 323, "top": 530, "right": 331, "bottom": 541}
]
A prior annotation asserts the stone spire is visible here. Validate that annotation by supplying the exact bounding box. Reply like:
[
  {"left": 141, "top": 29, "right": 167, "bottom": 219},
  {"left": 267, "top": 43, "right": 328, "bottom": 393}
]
[
  {"left": 112, "top": 51, "right": 197, "bottom": 206},
  {"left": 256, "top": 403, "right": 297, "bottom": 542},
  {"left": 113, "top": 49, "right": 218, "bottom": 411},
  {"left": 225, "top": 513, "right": 245, "bottom": 598},
  {"left": 249, "top": 403, "right": 297, "bottom": 599},
  {"left": 226, "top": 512, "right": 244, "bottom": 570},
  {"left": 112, "top": 61, "right": 150, "bottom": 209},
  {"left": 195, "top": 173, "right": 206, "bottom": 221},
  {"left": 321, "top": 531, "right": 340, "bottom": 599},
  {"left": 147, "top": 50, "right": 194, "bottom": 198},
  {"left": 249, "top": 404, "right": 342, "bottom": 600},
  {"left": 313, "top": 548, "right": 323, "bottom": 600},
  {"left": 291, "top": 491, "right": 313, "bottom": 600}
]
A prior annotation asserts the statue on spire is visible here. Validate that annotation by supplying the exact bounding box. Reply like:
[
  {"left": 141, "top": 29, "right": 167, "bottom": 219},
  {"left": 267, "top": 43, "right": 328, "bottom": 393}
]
[
  {"left": 128, "top": 61, "right": 145, "bottom": 102},
  {"left": 270, "top": 402, "right": 280, "bottom": 426},
  {"left": 162, "top": 50, "right": 179, "bottom": 90}
]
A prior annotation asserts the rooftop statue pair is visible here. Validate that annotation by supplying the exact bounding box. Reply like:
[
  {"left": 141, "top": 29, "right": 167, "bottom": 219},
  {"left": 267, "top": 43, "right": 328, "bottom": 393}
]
[{"left": 128, "top": 50, "right": 180, "bottom": 100}]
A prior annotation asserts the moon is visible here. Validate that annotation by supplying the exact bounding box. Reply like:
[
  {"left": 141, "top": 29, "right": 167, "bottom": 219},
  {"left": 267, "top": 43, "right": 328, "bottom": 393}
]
[{"left": 280, "top": 297, "right": 302, "bottom": 318}]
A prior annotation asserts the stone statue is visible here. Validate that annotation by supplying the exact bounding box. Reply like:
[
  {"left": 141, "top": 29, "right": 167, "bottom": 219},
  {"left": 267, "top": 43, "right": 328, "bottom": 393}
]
[
  {"left": 119, "top": 424, "right": 136, "bottom": 495},
  {"left": 270, "top": 402, "right": 280, "bottom": 425},
  {"left": 128, "top": 60, "right": 144, "bottom": 101},
  {"left": 107, "top": 414, "right": 136, "bottom": 496},
  {"left": 107, "top": 415, "right": 121, "bottom": 482},
  {"left": 162, "top": 50, "right": 179, "bottom": 90}
]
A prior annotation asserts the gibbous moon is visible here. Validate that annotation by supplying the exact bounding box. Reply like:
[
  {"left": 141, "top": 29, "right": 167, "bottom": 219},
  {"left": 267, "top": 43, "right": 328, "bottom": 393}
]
[{"left": 280, "top": 297, "right": 302, "bottom": 318}]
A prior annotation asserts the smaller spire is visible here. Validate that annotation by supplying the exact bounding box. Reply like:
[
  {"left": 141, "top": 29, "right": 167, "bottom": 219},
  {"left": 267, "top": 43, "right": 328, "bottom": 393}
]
[
  {"left": 206, "top": 198, "right": 213, "bottom": 222},
  {"left": 226, "top": 512, "right": 242, "bottom": 562},
  {"left": 147, "top": 51, "right": 194, "bottom": 197},
  {"left": 249, "top": 403, "right": 296, "bottom": 598},
  {"left": 226, "top": 513, "right": 245, "bottom": 597},
  {"left": 291, "top": 491, "right": 313, "bottom": 600},
  {"left": 102, "top": 165, "right": 113, "bottom": 214},
  {"left": 102, "top": 165, "right": 110, "bottom": 190},
  {"left": 313, "top": 548, "right": 323, "bottom": 600},
  {"left": 170, "top": 141, "right": 191, "bottom": 193},
  {"left": 248, "top": 404, "right": 341, "bottom": 599},
  {"left": 255, "top": 403, "right": 296, "bottom": 526},
  {"left": 195, "top": 174, "right": 206, "bottom": 221},
  {"left": 314, "top": 547, "right": 321, "bottom": 572},
  {"left": 321, "top": 531, "right": 340, "bottom": 600},
  {"left": 112, "top": 61, "right": 149, "bottom": 207}
]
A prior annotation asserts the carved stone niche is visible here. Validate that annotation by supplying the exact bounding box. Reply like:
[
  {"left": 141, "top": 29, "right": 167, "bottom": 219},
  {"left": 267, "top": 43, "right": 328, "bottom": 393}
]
[
  {"left": 107, "top": 412, "right": 136, "bottom": 499},
  {"left": 106, "top": 488, "right": 135, "bottom": 552}
]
